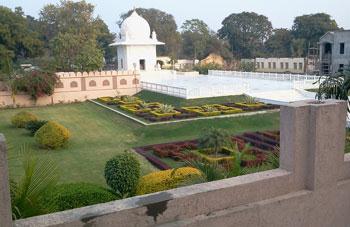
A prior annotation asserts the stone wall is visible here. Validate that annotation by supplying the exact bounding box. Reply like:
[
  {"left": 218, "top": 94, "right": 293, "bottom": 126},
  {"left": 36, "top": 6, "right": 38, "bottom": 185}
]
[
  {"left": 0, "top": 70, "right": 141, "bottom": 108},
  {"left": 0, "top": 100, "right": 349, "bottom": 227}
]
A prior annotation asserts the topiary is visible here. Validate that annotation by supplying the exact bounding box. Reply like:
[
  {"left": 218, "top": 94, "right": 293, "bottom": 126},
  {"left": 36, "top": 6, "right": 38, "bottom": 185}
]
[
  {"left": 34, "top": 121, "right": 70, "bottom": 149},
  {"left": 44, "top": 183, "right": 118, "bottom": 212},
  {"left": 136, "top": 167, "right": 201, "bottom": 195},
  {"left": 25, "top": 120, "right": 48, "bottom": 136},
  {"left": 104, "top": 152, "right": 141, "bottom": 197},
  {"left": 11, "top": 111, "right": 38, "bottom": 128}
]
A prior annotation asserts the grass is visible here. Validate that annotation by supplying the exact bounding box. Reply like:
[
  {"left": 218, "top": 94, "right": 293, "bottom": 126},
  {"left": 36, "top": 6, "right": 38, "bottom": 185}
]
[
  {"left": 0, "top": 102, "right": 280, "bottom": 187},
  {"left": 135, "top": 90, "right": 246, "bottom": 107}
]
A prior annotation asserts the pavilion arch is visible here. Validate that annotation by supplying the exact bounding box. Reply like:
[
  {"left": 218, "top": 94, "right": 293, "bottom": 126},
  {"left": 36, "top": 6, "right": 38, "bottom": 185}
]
[
  {"left": 70, "top": 81, "right": 78, "bottom": 88},
  {"left": 102, "top": 80, "right": 110, "bottom": 86},
  {"left": 120, "top": 79, "right": 127, "bottom": 85},
  {"left": 132, "top": 78, "right": 139, "bottom": 85},
  {"left": 89, "top": 80, "right": 97, "bottom": 87}
]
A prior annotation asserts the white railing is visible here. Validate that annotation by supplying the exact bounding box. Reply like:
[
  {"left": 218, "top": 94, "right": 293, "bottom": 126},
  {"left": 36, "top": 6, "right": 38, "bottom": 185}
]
[
  {"left": 209, "top": 70, "right": 319, "bottom": 81},
  {"left": 141, "top": 81, "right": 187, "bottom": 98}
]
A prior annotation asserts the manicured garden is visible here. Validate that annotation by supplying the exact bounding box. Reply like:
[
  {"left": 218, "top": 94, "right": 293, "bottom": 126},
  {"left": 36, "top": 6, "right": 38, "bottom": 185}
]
[{"left": 95, "top": 92, "right": 279, "bottom": 123}]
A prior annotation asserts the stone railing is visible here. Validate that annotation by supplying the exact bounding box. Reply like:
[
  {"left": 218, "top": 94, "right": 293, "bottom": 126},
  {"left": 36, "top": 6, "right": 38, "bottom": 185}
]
[{"left": 0, "top": 100, "right": 349, "bottom": 226}]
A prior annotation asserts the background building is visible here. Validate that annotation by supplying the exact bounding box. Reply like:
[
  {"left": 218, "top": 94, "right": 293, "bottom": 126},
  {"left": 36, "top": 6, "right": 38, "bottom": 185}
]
[
  {"left": 111, "top": 10, "right": 164, "bottom": 71},
  {"left": 251, "top": 58, "right": 306, "bottom": 74},
  {"left": 319, "top": 30, "right": 350, "bottom": 75}
]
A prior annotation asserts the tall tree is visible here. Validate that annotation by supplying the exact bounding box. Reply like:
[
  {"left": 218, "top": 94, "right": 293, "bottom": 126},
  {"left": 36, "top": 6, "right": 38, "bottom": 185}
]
[
  {"left": 0, "top": 6, "right": 43, "bottom": 74},
  {"left": 218, "top": 12, "right": 272, "bottom": 58},
  {"left": 265, "top": 29, "right": 293, "bottom": 57},
  {"left": 39, "top": 0, "right": 111, "bottom": 71},
  {"left": 119, "top": 8, "right": 181, "bottom": 58},
  {"left": 181, "top": 19, "right": 210, "bottom": 60},
  {"left": 292, "top": 13, "right": 339, "bottom": 55}
]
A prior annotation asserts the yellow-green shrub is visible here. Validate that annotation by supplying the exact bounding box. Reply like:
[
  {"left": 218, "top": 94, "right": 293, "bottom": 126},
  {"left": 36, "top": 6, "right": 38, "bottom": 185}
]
[
  {"left": 11, "top": 111, "right": 38, "bottom": 128},
  {"left": 136, "top": 167, "right": 201, "bottom": 195},
  {"left": 35, "top": 121, "right": 70, "bottom": 149}
]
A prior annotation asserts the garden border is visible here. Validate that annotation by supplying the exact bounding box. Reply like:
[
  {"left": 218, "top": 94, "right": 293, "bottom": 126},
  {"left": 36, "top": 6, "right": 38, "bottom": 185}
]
[{"left": 89, "top": 99, "right": 280, "bottom": 126}]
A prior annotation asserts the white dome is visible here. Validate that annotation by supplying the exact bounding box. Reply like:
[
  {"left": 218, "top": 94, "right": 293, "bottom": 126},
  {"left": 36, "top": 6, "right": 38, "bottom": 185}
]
[{"left": 120, "top": 11, "right": 151, "bottom": 41}]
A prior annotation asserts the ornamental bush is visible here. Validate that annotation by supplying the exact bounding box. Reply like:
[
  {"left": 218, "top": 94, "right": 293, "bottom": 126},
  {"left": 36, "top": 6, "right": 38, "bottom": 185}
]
[
  {"left": 34, "top": 121, "right": 70, "bottom": 149},
  {"left": 136, "top": 167, "right": 201, "bottom": 195},
  {"left": 25, "top": 120, "right": 48, "bottom": 136},
  {"left": 46, "top": 183, "right": 117, "bottom": 212},
  {"left": 104, "top": 152, "right": 141, "bottom": 197},
  {"left": 11, "top": 111, "right": 38, "bottom": 128}
]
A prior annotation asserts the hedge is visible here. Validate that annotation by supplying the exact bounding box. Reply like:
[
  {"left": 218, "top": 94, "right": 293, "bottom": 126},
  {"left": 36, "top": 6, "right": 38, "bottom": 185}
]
[
  {"left": 46, "top": 183, "right": 118, "bottom": 212},
  {"left": 136, "top": 167, "right": 201, "bottom": 195},
  {"left": 11, "top": 111, "right": 38, "bottom": 128}
]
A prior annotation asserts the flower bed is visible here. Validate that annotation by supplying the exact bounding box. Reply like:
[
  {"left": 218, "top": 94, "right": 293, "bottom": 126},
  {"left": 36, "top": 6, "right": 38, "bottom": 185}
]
[
  {"left": 134, "top": 131, "right": 280, "bottom": 170},
  {"left": 94, "top": 96, "right": 279, "bottom": 123}
]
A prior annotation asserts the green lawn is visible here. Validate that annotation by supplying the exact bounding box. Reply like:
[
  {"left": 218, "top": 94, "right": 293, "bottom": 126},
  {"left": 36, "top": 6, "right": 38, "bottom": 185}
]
[
  {"left": 0, "top": 101, "right": 279, "bottom": 186},
  {"left": 135, "top": 90, "right": 246, "bottom": 107}
]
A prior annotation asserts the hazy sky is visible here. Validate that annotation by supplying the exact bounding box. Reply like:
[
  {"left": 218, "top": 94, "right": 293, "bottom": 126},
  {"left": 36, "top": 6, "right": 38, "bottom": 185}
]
[{"left": 2, "top": 0, "right": 349, "bottom": 33}]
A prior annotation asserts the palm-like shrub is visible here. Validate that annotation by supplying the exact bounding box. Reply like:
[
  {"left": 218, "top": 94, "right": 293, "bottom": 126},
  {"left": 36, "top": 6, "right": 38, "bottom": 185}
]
[
  {"left": 34, "top": 121, "right": 70, "bottom": 149},
  {"left": 139, "top": 101, "right": 150, "bottom": 109},
  {"left": 198, "top": 128, "right": 230, "bottom": 157},
  {"left": 202, "top": 105, "right": 217, "bottom": 112},
  {"left": 11, "top": 111, "right": 38, "bottom": 128},
  {"left": 11, "top": 149, "right": 59, "bottom": 219},
  {"left": 316, "top": 69, "right": 350, "bottom": 111},
  {"left": 243, "top": 95, "right": 258, "bottom": 104},
  {"left": 104, "top": 152, "right": 141, "bottom": 197},
  {"left": 121, "top": 95, "right": 138, "bottom": 103},
  {"left": 158, "top": 104, "right": 175, "bottom": 113}
]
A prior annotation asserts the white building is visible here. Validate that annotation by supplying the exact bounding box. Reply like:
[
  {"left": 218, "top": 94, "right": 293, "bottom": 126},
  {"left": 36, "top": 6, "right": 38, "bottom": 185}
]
[
  {"left": 254, "top": 58, "right": 306, "bottom": 74},
  {"left": 111, "top": 10, "right": 164, "bottom": 71}
]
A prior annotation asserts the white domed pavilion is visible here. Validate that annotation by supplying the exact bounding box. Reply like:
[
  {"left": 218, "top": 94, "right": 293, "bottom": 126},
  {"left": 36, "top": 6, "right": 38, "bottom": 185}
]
[{"left": 111, "top": 10, "right": 164, "bottom": 71}]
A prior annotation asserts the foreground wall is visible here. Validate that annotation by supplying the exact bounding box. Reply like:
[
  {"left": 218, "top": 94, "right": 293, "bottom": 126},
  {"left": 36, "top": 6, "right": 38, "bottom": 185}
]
[
  {"left": 0, "top": 100, "right": 349, "bottom": 227},
  {"left": 0, "top": 70, "right": 141, "bottom": 108}
]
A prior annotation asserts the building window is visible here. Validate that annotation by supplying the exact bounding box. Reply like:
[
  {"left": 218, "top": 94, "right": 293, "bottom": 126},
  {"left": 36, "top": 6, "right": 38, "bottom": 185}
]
[
  {"left": 268, "top": 62, "right": 271, "bottom": 69},
  {"left": 256, "top": 62, "right": 260, "bottom": 68},
  {"left": 273, "top": 62, "right": 276, "bottom": 69},
  {"left": 285, "top": 62, "right": 289, "bottom": 69},
  {"left": 132, "top": 78, "right": 139, "bottom": 85},
  {"left": 120, "top": 79, "right": 127, "bottom": 85},
  {"left": 339, "top": 64, "right": 344, "bottom": 72},
  {"left": 340, "top": 43, "right": 345, "bottom": 54},
  {"left": 261, "top": 62, "right": 264, "bottom": 69},
  {"left": 89, "top": 80, "right": 97, "bottom": 87},
  {"left": 294, "top": 63, "right": 297, "bottom": 70},
  {"left": 280, "top": 62, "right": 284, "bottom": 69},
  {"left": 55, "top": 81, "right": 64, "bottom": 88},
  {"left": 70, "top": 81, "right": 78, "bottom": 88},
  {"left": 299, "top": 63, "right": 303, "bottom": 70},
  {"left": 102, "top": 80, "right": 110, "bottom": 86},
  {"left": 120, "top": 59, "right": 124, "bottom": 69}
]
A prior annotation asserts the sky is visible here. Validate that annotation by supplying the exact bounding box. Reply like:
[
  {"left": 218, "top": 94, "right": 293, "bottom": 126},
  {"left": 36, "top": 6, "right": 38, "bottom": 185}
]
[{"left": 1, "top": 0, "right": 350, "bottom": 33}]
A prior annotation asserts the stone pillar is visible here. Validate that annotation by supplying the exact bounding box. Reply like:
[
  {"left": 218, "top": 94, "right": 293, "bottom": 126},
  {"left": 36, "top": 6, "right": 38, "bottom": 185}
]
[
  {"left": 0, "top": 134, "right": 12, "bottom": 227},
  {"left": 280, "top": 100, "right": 347, "bottom": 190}
]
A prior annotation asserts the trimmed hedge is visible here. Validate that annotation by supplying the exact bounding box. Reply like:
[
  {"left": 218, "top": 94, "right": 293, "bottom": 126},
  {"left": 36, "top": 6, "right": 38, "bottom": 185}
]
[
  {"left": 104, "top": 152, "right": 141, "bottom": 196},
  {"left": 35, "top": 121, "right": 70, "bottom": 149},
  {"left": 11, "top": 111, "right": 38, "bottom": 128},
  {"left": 25, "top": 120, "right": 48, "bottom": 136},
  {"left": 136, "top": 167, "right": 201, "bottom": 195},
  {"left": 46, "top": 183, "right": 118, "bottom": 212}
]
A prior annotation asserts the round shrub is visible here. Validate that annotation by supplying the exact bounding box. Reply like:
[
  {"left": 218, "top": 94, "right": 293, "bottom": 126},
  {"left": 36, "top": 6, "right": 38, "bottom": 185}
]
[
  {"left": 104, "top": 152, "right": 141, "bottom": 196},
  {"left": 136, "top": 167, "right": 201, "bottom": 195},
  {"left": 34, "top": 121, "right": 70, "bottom": 149},
  {"left": 11, "top": 111, "right": 38, "bottom": 128},
  {"left": 45, "top": 183, "right": 118, "bottom": 212},
  {"left": 25, "top": 120, "right": 48, "bottom": 136}
]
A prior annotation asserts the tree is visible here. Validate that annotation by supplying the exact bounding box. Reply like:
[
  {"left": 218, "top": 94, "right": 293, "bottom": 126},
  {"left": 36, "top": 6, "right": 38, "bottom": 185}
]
[
  {"left": 198, "top": 128, "right": 230, "bottom": 157},
  {"left": 0, "top": 6, "right": 43, "bottom": 73},
  {"left": 119, "top": 8, "right": 181, "bottom": 58},
  {"left": 292, "top": 13, "right": 339, "bottom": 56},
  {"left": 218, "top": 12, "right": 272, "bottom": 58},
  {"left": 265, "top": 29, "right": 293, "bottom": 57},
  {"left": 39, "top": 0, "right": 108, "bottom": 71},
  {"left": 205, "top": 32, "right": 233, "bottom": 61},
  {"left": 94, "top": 17, "right": 116, "bottom": 64},
  {"left": 181, "top": 19, "right": 210, "bottom": 61},
  {"left": 291, "top": 38, "right": 306, "bottom": 57}
]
